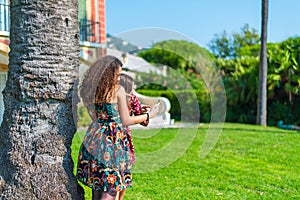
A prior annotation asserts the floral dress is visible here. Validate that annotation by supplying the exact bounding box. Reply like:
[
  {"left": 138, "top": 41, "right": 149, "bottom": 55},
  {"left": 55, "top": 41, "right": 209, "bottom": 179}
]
[
  {"left": 76, "top": 102, "right": 133, "bottom": 193},
  {"left": 124, "top": 94, "right": 149, "bottom": 165}
]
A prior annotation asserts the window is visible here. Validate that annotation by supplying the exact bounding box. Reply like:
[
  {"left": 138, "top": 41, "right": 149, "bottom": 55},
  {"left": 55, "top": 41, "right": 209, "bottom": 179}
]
[
  {"left": 0, "top": 0, "right": 9, "bottom": 32},
  {"left": 0, "top": 72, "right": 7, "bottom": 125}
]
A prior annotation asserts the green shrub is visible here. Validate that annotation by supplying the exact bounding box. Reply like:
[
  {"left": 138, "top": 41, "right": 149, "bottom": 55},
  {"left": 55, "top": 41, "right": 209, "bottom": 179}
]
[
  {"left": 267, "top": 96, "right": 300, "bottom": 126},
  {"left": 136, "top": 89, "right": 211, "bottom": 122},
  {"left": 77, "top": 104, "right": 91, "bottom": 127}
]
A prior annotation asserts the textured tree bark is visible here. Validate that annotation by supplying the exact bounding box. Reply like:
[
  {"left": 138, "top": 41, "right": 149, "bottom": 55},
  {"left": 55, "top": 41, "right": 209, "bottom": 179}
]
[
  {"left": 0, "top": 0, "right": 83, "bottom": 199},
  {"left": 257, "top": 0, "right": 268, "bottom": 126}
]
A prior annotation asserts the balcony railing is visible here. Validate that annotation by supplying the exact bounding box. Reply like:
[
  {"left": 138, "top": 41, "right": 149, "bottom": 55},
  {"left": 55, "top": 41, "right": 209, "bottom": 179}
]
[
  {"left": 0, "top": 11, "right": 99, "bottom": 42},
  {"left": 79, "top": 19, "right": 99, "bottom": 43},
  {"left": 0, "top": 1, "right": 9, "bottom": 32}
]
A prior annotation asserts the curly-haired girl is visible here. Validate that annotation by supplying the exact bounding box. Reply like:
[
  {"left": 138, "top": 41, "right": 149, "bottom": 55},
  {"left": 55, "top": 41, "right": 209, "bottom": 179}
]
[{"left": 76, "top": 55, "right": 159, "bottom": 200}]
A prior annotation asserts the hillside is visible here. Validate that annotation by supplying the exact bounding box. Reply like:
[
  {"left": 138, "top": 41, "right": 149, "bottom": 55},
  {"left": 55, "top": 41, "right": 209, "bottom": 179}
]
[{"left": 106, "top": 33, "right": 142, "bottom": 54}]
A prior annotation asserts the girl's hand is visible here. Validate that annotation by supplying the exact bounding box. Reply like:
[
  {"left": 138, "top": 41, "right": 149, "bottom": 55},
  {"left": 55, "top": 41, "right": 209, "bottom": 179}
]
[
  {"left": 141, "top": 105, "right": 150, "bottom": 114},
  {"left": 149, "top": 103, "right": 159, "bottom": 118}
]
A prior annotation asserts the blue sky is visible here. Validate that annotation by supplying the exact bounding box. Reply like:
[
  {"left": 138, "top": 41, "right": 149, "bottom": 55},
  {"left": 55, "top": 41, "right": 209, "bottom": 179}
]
[{"left": 106, "top": 0, "right": 300, "bottom": 49}]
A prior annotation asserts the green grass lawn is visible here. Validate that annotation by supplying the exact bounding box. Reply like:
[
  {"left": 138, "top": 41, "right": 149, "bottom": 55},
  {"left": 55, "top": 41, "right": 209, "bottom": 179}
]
[{"left": 71, "top": 123, "right": 300, "bottom": 200}]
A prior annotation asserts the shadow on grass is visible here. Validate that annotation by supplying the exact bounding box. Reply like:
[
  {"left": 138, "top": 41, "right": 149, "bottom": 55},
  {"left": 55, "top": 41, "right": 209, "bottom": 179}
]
[
  {"left": 197, "top": 122, "right": 300, "bottom": 134},
  {"left": 217, "top": 127, "right": 299, "bottom": 134}
]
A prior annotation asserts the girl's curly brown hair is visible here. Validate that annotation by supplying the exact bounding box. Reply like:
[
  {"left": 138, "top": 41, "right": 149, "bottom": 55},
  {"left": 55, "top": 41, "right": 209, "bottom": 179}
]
[{"left": 80, "top": 55, "right": 123, "bottom": 106}]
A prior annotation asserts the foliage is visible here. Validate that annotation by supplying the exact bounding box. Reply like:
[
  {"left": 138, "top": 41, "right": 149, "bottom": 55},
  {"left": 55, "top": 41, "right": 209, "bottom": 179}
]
[
  {"left": 136, "top": 35, "right": 300, "bottom": 125},
  {"left": 214, "top": 36, "right": 300, "bottom": 125},
  {"left": 265, "top": 38, "right": 300, "bottom": 125},
  {"left": 77, "top": 103, "right": 92, "bottom": 127},
  {"left": 136, "top": 89, "right": 211, "bottom": 122},
  {"left": 72, "top": 123, "right": 300, "bottom": 200},
  {"left": 215, "top": 56, "right": 259, "bottom": 123},
  {"left": 138, "top": 40, "right": 214, "bottom": 71},
  {"left": 267, "top": 98, "right": 300, "bottom": 126},
  {"left": 267, "top": 37, "right": 300, "bottom": 102},
  {"left": 208, "top": 31, "right": 232, "bottom": 59},
  {"left": 209, "top": 24, "right": 260, "bottom": 59},
  {"left": 76, "top": 88, "right": 210, "bottom": 125},
  {"left": 135, "top": 67, "right": 205, "bottom": 91}
]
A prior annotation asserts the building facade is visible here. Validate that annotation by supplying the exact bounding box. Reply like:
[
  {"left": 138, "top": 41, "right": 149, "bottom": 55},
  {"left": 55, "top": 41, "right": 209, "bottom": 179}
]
[{"left": 0, "top": 0, "right": 107, "bottom": 124}]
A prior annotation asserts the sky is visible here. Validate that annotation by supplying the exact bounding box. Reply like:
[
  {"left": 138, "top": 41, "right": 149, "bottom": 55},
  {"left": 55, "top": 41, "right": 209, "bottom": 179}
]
[{"left": 106, "top": 0, "right": 300, "bottom": 50}]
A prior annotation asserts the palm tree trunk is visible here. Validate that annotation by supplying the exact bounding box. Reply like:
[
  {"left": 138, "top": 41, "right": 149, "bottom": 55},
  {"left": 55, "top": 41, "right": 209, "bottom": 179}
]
[
  {"left": 257, "top": 0, "right": 269, "bottom": 126},
  {"left": 0, "top": 0, "right": 83, "bottom": 199}
]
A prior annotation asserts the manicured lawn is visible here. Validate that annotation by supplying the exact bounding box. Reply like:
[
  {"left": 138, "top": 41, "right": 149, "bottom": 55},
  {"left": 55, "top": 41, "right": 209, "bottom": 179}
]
[{"left": 71, "top": 123, "right": 300, "bottom": 199}]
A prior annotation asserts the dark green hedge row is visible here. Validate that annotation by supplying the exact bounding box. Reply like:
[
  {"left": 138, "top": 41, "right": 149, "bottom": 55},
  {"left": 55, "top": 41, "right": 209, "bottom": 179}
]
[
  {"left": 76, "top": 89, "right": 300, "bottom": 126},
  {"left": 136, "top": 89, "right": 211, "bottom": 122},
  {"left": 137, "top": 89, "right": 300, "bottom": 126}
]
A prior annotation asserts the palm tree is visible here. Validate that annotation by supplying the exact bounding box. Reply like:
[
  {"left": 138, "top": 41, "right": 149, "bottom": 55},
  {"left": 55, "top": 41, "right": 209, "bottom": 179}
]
[
  {"left": 0, "top": 0, "right": 83, "bottom": 199},
  {"left": 257, "top": 0, "right": 268, "bottom": 126}
]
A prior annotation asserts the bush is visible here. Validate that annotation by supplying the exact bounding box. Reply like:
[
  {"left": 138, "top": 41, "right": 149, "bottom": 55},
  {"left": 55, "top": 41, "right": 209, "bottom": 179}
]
[
  {"left": 77, "top": 104, "right": 91, "bottom": 127},
  {"left": 267, "top": 96, "right": 300, "bottom": 126},
  {"left": 136, "top": 89, "right": 211, "bottom": 122},
  {"left": 75, "top": 89, "right": 211, "bottom": 126}
]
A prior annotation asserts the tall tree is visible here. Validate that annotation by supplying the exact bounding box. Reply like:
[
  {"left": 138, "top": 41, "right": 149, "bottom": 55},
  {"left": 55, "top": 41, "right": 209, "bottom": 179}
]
[
  {"left": 0, "top": 0, "right": 83, "bottom": 199},
  {"left": 257, "top": 0, "right": 269, "bottom": 125},
  {"left": 209, "top": 24, "right": 260, "bottom": 59}
]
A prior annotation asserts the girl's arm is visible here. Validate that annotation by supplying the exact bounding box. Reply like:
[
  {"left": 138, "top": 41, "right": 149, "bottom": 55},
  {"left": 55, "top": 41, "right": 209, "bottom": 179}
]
[{"left": 117, "top": 86, "right": 158, "bottom": 126}]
